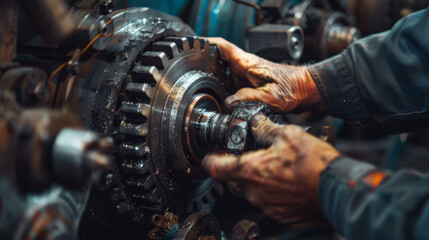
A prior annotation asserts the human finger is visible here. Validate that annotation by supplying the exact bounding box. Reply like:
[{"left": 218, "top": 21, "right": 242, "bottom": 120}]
[
  {"left": 250, "top": 114, "right": 283, "bottom": 146},
  {"left": 243, "top": 186, "right": 302, "bottom": 207},
  {"left": 201, "top": 151, "right": 243, "bottom": 181},
  {"left": 224, "top": 87, "right": 272, "bottom": 109},
  {"left": 205, "top": 37, "right": 243, "bottom": 63}
]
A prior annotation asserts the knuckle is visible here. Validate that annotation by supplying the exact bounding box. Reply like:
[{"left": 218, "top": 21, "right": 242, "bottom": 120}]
[
  {"left": 282, "top": 125, "right": 303, "bottom": 138},
  {"left": 272, "top": 126, "right": 284, "bottom": 137},
  {"left": 268, "top": 126, "right": 284, "bottom": 140},
  {"left": 286, "top": 125, "right": 302, "bottom": 132},
  {"left": 263, "top": 122, "right": 279, "bottom": 134},
  {"left": 247, "top": 160, "right": 259, "bottom": 173},
  {"left": 243, "top": 157, "right": 258, "bottom": 172}
]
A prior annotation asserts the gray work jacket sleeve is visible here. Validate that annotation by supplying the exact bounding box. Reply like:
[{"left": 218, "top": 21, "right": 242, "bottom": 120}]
[
  {"left": 308, "top": 8, "right": 429, "bottom": 133},
  {"left": 306, "top": 7, "right": 429, "bottom": 240},
  {"left": 320, "top": 156, "right": 429, "bottom": 240}
]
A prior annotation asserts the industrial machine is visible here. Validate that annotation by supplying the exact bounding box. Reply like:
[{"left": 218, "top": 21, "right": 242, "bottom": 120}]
[{"left": 1, "top": 0, "right": 428, "bottom": 239}]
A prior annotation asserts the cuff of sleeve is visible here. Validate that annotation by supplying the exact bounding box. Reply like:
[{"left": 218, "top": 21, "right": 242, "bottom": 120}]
[
  {"left": 318, "top": 156, "right": 376, "bottom": 235},
  {"left": 308, "top": 54, "right": 372, "bottom": 123}
]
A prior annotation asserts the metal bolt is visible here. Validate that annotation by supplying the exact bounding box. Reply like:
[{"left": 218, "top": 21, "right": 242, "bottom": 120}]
[
  {"left": 290, "top": 35, "right": 300, "bottom": 51},
  {"left": 100, "top": 0, "right": 116, "bottom": 15},
  {"left": 230, "top": 127, "right": 245, "bottom": 144}
]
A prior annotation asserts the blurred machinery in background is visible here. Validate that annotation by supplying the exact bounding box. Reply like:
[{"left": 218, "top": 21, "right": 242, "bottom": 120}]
[
  {"left": 1, "top": 0, "right": 429, "bottom": 240},
  {"left": 189, "top": 0, "right": 429, "bottom": 61},
  {"left": 189, "top": 0, "right": 360, "bottom": 62},
  {"left": 244, "top": 0, "right": 360, "bottom": 62},
  {"left": 347, "top": 0, "right": 429, "bottom": 36}
]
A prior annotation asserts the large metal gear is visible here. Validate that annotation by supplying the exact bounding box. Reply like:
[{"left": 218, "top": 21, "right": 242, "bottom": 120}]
[{"left": 105, "top": 35, "right": 227, "bottom": 230}]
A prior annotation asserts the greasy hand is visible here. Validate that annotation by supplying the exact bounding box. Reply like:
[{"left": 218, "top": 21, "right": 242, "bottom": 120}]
[
  {"left": 206, "top": 37, "right": 323, "bottom": 113},
  {"left": 202, "top": 114, "right": 340, "bottom": 224}
]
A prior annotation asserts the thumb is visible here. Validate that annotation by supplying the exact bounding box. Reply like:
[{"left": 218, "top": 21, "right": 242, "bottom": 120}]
[
  {"left": 202, "top": 152, "right": 243, "bottom": 181},
  {"left": 225, "top": 87, "right": 271, "bottom": 109},
  {"left": 250, "top": 113, "right": 282, "bottom": 146}
]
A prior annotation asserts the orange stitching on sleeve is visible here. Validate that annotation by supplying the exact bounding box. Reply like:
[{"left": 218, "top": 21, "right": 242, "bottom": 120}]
[{"left": 364, "top": 171, "right": 387, "bottom": 189}]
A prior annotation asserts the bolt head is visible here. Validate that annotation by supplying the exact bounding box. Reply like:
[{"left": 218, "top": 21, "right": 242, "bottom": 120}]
[{"left": 100, "top": 0, "right": 115, "bottom": 15}]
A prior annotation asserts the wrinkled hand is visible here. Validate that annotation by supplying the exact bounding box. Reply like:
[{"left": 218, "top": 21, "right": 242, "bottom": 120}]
[
  {"left": 202, "top": 114, "right": 340, "bottom": 224},
  {"left": 206, "top": 37, "right": 324, "bottom": 113}
]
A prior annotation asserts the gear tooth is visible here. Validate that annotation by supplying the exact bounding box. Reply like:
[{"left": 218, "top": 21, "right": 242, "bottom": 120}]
[
  {"left": 119, "top": 142, "right": 147, "bottom": 157},
  {"left": 121, "top": 102, "right": 150, "bottom": 117},
  {"left": 141, "top": 51, "right": 169, "bottom": 70},
  {"left": 132, "top": 193, "right": 156, "bottom": 204},
  {"left": 125, "top": 174, "right": 154, "bottom": 190},
  {"left": 201, "top": 38, "right": 210, "bottom": 52},
  {"left": 142, "top": 175, "right": 155, "bottom": 190},
  {"left": 164, "top": 36, "right": 191, "bottom": 52},
  {"left": 121, "top": 158, "right": 150, "bottom": 175},
  {"left": 132, "top": 188, "right": 163, "bottom": 208},
  {"left": 152, "top": 41, "right": 180, "bottom": 59},
  {"left": 131, "top": 66, "right": 161, "bottom": 84},
  {"left": 106, "top": 174, "right": 122, "bottom": 189},
  {"left": 125, "top": 82, "right": 155, "bottom": 99},
  {"left": 119, "top": 121, "right": 148, "bottom": 137},
  {"left": 188, "top": 36, "right": 202, "bottom": 51}
]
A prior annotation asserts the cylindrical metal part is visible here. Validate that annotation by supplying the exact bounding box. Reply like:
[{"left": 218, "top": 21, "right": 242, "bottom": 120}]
[
  {"left": 52, "top": 128, "right": 112, "bottom": 187},
  {"left": 184, "top": 93, "right": 229, "bottom": 165},
  {"left": 288, "top": 25, "right": 305, "bottom": 60},
  {"left": 230, "top": 220, "right": 261, "bottom": 240},
  {"left": 327, "top": 23, "right": 361, "bottom": 56},
  {"left": 248, "top": 24, "right": 304, "bottom": 61},
  {"left": 193, "top": 111, "right": 230, "bottom": 148},
  {"left": 188, "top": 101, "right": 321, "bottom": 156}
]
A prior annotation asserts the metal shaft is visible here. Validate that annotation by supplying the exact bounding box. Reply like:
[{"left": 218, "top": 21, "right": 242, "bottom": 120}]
[{"left": 190, "top": 110, "right": 230, "bottom": 149}]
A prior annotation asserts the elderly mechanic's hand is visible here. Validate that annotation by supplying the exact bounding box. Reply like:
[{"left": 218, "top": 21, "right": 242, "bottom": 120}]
[
  {"left": 202, "top": 114, "right": 340, "bottom": 224},
  {"left": 206, "top": 37, "right": 324, "bottom": 112}
]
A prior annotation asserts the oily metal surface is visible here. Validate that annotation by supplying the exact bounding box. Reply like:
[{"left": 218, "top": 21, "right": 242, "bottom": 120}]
[
  {"left": 108, "top": 35, "right": 226, "bottom": 226},
  {"left": 49, "top": 6, "right": 226, "bottom": 231}
]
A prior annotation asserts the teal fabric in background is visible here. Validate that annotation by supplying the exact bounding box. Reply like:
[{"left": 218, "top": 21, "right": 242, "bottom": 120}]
[
  {"left": 116, "top": 0, "right": 258, "bottom": 49},
  {"left": 188, "top": 0, "right": 258, "bottom": 48},
  {"left": 117, "top": 0, "right": 192, "bottom": 16}
]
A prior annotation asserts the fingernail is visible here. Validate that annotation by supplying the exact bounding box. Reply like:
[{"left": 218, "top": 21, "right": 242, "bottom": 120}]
[
  {"left": 250, "top": 113, "right": 267, "bottom": 127},
  {"left": 225, "top": 96, "right": 240, "bottom": 108}
]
